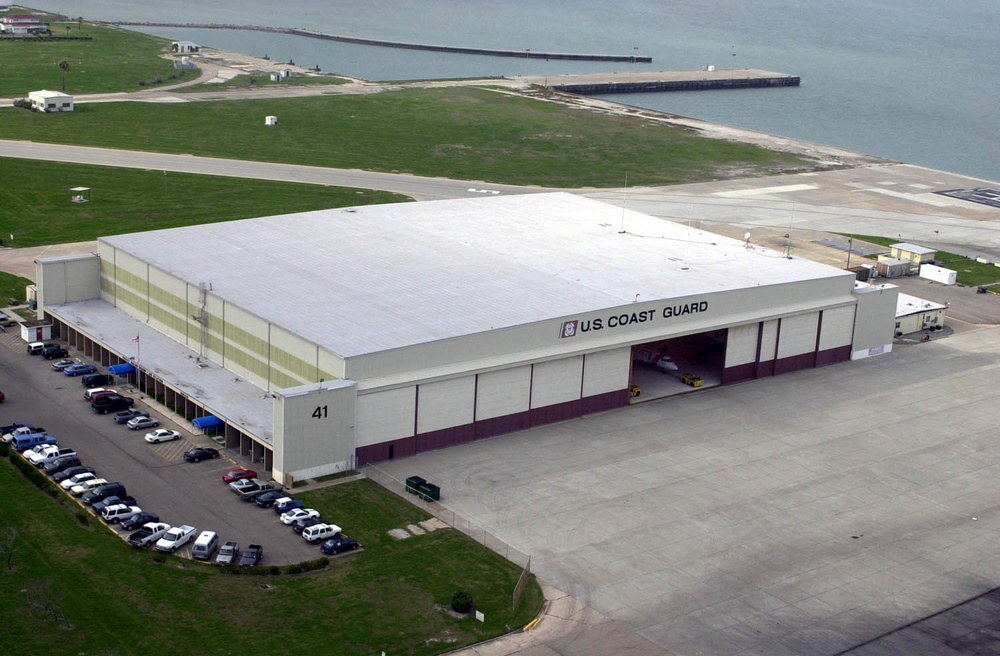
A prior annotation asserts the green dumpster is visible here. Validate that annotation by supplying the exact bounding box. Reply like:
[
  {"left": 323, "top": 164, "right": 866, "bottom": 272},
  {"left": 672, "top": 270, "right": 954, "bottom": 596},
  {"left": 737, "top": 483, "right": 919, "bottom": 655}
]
[
  {"left": 405, "top": 476, "right": 426, "bottom": 495},
  {"left": 417, "top": 482, "right": 441, "bottom": 502}
]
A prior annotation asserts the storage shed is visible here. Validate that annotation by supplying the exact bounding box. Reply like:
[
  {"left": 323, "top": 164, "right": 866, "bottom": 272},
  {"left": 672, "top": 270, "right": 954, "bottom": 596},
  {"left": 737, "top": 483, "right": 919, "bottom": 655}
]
[
  {"left": 890, "top": 242, "right": 936, "bottom": 273},
  {"left": 28, "top": 90, "right": 73, "bottom": 113}
]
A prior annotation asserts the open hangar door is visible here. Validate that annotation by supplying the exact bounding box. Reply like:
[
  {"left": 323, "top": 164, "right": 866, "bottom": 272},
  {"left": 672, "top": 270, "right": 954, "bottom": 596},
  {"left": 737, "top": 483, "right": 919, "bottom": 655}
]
[{"left": 629, "top": 330, "right": 727, "bottom": 401}]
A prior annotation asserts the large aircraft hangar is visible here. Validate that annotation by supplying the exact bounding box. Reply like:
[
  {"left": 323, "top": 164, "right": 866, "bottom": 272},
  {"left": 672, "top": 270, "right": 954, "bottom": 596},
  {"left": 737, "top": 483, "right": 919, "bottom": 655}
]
[{"left": 35, "top": 193, "right": 897, "bottom": 484}]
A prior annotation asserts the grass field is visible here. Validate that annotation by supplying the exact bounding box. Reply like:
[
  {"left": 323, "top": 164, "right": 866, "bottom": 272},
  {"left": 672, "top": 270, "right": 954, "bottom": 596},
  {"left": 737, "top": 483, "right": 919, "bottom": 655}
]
[
  {"left": 0, "top": 157, "right": 409, "bottom": 247},
  {"left": 0, "top": 453, "right": 541, "bottom": 656},
  {"left": 0, "top": 86, "right": 816, "bottom": 188},
  {"left": 0, "top": 20, "right": 197, "bottom": 96}
]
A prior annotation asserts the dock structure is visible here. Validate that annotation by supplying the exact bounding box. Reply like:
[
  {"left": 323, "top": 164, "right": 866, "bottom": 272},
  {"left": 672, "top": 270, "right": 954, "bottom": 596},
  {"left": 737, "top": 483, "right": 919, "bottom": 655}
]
[
  {"left": 518, "top": 69, "right": 800, "bottom": 95},
  {"left": 105, "top": 22, "right": 653, "bottom": 63}
]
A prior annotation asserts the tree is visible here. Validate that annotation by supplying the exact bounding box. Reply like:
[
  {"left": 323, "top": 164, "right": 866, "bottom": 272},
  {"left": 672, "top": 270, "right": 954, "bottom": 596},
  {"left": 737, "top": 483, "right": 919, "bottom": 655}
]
[
  {"left": 0, "top": 526, "right": 22, "bottom": 571},
  {"left": 58, "top": 60, "right": 70, "bottom": 91},
  {"left": 23, "top": 579, "right": 70, "bottom": 628}
]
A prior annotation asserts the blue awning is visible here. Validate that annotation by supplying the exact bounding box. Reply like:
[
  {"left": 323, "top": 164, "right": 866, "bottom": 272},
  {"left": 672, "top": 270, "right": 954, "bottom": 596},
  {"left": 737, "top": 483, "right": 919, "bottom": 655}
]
[
  {"left": 192, "top": 415, "right": 224, "bottom": 429},
  {"left": 108, "top": 363, "right": 136, "bottom": 375}
]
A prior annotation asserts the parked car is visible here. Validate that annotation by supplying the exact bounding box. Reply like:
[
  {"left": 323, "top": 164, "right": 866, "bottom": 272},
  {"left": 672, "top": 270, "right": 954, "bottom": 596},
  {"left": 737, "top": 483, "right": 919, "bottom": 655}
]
[
  {"left": 272, "top": 497, "right": 303, "bottom": 515},
  {"left": 3, "top": 425, "right": 45, "bottom": 444},
  {"left": 229, "top": 478, "right": 259, "bottom": 494},
  {"left": 127, "top": 416, "right": 159, "bottom": 430},
  {"left": 127, "top": 522, "right": 171, "bottom": 548},
  {"left": 155, "top": 525, "right": 197, "bottom": 553},
  {"left": 27, "top": 341, "right": 54, "bottom": 355},
  {"left": 50, "top": 358, "right": 75, "bottom": 371},
  {"left": 280, "top": 508, "right": 320, "bottom": 525},
  {"left": 254, "top": 490, "right": 284, "bottom": 508},
  {"left": 215, "top": 541, "right": 240, "bottom": 566},
  {"left": 113, "top": 409, "right": 149, "bottom": 424},
  {"left": 58, "top": 470, "right": 96, "bottom": 488},
  {"left": 292, "top": 517, "right": 323, "bottom": 534},
  {"left": 0, "top": 310, "right": 15, "bottom": 326},
  {"left": 93, "top": 495, "right": 139, "bottom": 515},
  {"left": 11, "top": 433, "right": 57, "bottom": 453},
  {"left": 64, "top": 363, "right": 97, "bottom": 376},
  {"left": 183, "top": 447, "right": 220, "bottom": 463},
  {"left": 31, "top": 447, "right": 77, "bottom": 469},
  {"left": 81, "top": 373, "right": 114, "bottom": 388},
  {"left": 239, "top": 544, "right": 263, "bottom": 567},
  {"left": 43, "top": 454, "right": 82, "bottom": 474},
  {"left": 320, "top": 536, "right": 360, "bottom": 555},
  {"left": 86, "top": 389, "right": 118, "bottom": 402},
  {"left": 42, "top": 345, "right": 69, "bottom": 360},
  {"left": 101, "top": 504, "right": 142, "bottom": 524},
  {"left": 222, "top": 467, "right": 257, "bottom": 484},
  {"left": 302, "top": 523, "right": 342, "bottom": 543},
  {"left": 120, "top": 511, "right": 160, "bottom": 531},
  {"left": 92, "top": 394, "right": 135, "bottom": 414},
  {"left": 71, "top": 478, "right": 108, "bottom": 497},
  {"left": 25, "top": 444, "right": 62, "bottom": 466},
  {"left": 82, "top": 482, "right": 127, "bottom": 506},
  {"left": 144, "top": 429, "right": 180, "bottom": 444},
  {"left": 235, "top": 479, "right": 280, "bottom": 501}
]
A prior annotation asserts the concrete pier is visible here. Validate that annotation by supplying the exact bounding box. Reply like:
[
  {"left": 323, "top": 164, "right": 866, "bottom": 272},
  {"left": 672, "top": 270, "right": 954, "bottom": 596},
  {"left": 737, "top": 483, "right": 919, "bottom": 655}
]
[
  {"left": 517, "top": 68, "right": 800, "bottom": 95},
  {"left": 106, "top": 22, "right": 653, "bottom": 62}
]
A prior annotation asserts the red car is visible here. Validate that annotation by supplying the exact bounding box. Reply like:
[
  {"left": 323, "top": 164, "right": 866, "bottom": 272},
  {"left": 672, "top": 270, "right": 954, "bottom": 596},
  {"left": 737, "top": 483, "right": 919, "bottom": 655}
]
[{"left": 222, "top": 467, "right": 257, "bottom": 484}]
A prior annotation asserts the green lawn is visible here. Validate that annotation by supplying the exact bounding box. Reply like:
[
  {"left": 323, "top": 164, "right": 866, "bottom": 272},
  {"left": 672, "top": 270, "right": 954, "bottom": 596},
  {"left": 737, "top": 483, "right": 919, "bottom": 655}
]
[
  {"left": 0, "top": 271, "right": 33, "bottom": 305},
  {"left": 0, "top": 453, "right": 541, "bottom": 656},
  {"left": 0, "top": 86, "right": 818, "bottom": 188},
  {"left": 0, "top": 157, "right": 409, "bottom": 247},
  {"left": 0, "top": 20, "right": 197, "bottom": 96}
]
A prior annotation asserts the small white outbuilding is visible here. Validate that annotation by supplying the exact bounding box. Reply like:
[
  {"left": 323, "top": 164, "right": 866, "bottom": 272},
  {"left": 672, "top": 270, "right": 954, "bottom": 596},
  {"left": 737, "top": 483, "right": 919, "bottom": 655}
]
[{"left": 28, "top": 89, "right": 73, "bottom": 112}]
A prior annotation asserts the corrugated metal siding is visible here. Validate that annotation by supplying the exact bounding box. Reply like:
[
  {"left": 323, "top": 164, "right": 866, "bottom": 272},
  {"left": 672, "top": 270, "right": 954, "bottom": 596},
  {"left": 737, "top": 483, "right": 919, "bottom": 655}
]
[
  {"left": 416, "top": 376, "right": 476, "bottom": 434},
  {"left": 818, "top": 306, "right": 856, "bottom": 350},
  {"left": 581, "top": 347, "right": 630, "bottom": 397},
  {"left": 725, "top": 323, "right": 758, "bottom": 368},
  {"left": 476, "top": 366, "right": 531, "bottom": 421},
  {"left": 776, "top": 313, "right": 819, "bottom": 359},
  {"left": 355, "top": 387, "right": 416, "bottom": 447},
  {"left": 530, "top": 356, "right": 584, "bottom": 408}
]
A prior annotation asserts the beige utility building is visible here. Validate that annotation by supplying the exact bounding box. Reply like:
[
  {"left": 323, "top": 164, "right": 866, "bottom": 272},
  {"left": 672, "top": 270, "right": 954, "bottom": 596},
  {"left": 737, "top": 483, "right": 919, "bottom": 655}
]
[{"left": 35, "top": 193, "right": 898, "bottom": 484}]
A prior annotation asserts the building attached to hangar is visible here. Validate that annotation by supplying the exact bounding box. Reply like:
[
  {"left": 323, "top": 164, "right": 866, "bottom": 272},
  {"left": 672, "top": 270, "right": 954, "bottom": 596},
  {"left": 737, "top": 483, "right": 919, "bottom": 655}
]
[{"left": 36, "top": 193, "right": 897, "bottom": 484}]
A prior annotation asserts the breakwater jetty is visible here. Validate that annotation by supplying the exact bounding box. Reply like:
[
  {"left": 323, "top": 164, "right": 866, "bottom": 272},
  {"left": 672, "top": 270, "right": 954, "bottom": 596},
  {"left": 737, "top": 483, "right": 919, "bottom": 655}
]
[
  {"left": 105, "top": 22, "right": 653, "bottom": 62},
  {"left": 516, "top": 69, "right": 800, "bottom": 95}
]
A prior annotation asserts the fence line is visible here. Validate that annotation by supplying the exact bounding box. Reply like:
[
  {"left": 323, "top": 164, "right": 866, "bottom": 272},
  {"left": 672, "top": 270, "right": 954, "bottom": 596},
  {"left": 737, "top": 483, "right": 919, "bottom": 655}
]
[{"left": 364, "top": 464, "right": 531, "bottom": 569}]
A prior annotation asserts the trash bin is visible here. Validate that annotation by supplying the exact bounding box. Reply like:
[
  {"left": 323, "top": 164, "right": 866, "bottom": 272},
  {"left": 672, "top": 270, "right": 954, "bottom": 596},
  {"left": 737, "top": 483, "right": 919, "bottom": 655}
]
[
  {"left": 405, "top": 476, "right": 426, "bottom": 495},
  {"left": 417, "top": 482, "right": 441, "bottom": 502}
]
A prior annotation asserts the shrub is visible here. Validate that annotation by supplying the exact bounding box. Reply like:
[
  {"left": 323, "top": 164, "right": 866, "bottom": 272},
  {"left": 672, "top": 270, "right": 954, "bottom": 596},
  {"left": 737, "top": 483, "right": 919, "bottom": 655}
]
[{"left": 451, "top": 590, "right": 474, "bottom": 614}]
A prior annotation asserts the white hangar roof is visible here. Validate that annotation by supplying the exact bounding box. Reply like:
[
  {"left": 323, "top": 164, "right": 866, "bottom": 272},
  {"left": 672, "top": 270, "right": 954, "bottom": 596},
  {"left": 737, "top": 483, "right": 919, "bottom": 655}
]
[{"left": 101, "top": 192, "right": 851, "bottom": 358}]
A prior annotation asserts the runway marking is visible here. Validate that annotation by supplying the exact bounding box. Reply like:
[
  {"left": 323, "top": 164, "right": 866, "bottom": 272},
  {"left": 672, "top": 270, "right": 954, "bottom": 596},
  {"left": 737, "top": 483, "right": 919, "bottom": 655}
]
[
  {"left": 858, "top": 188, "right": 957, "bottom": 207},
  {"left": 713, "top": 183, "right": 816, "bottom": 197}
]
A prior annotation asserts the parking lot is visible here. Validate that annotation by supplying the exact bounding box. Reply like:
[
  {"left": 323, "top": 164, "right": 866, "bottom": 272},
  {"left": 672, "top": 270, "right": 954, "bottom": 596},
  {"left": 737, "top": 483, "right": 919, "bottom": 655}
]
[{"left": 0, "top": 330, "right": 322, "bottom": 565}]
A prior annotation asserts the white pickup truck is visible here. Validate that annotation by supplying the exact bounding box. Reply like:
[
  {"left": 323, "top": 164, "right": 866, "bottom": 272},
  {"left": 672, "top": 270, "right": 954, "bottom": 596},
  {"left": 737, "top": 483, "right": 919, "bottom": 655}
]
[
  {"left": 128, "top": 522, "right": 171, "bottom": 548},
  {"left": 30, "top": 447, "right": 76, "bottom": 468},
  {"left": 155, "top": 525, "right": 197, "bottom": 553}
]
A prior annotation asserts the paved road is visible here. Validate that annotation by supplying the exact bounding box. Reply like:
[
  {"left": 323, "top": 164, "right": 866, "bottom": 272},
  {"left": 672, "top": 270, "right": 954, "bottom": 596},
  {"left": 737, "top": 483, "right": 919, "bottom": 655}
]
[{"left": 0, "top": 139, "right": 547, "bottom": 202}]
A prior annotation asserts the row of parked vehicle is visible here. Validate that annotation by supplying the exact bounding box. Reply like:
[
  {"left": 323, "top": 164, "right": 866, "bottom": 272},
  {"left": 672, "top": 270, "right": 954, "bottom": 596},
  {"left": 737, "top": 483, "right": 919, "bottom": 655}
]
[
  {"left": 2, "top": 421, "right": 153, "bottom": 528},
  {"left": 22, "top": 348, "right": 266, "bottom": 564},
  {"left": 222, "top": 466, "right": 359, "bottom": 555}
]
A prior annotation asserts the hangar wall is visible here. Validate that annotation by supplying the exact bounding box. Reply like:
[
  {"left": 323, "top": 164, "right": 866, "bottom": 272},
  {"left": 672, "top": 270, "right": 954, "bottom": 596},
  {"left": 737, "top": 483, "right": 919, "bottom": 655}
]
[
  {"left": 99, "top": 242, "right": 344, "bottom": 393},
  {"left": 273, "top": 379, "right": 357, "bottom": 483},
  {"left": 37, "top": 254, "right": 101, "bottom": 312}
]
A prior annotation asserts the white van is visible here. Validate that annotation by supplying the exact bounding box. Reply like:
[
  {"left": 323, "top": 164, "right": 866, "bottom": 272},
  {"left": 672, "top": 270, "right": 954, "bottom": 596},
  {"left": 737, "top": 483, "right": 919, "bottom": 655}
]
[
  {"left": 302, "top": 523, "right": 342, "bottom": 543},
  {"left": 192, "top": 530, "right": 219, "bottom": 560}
]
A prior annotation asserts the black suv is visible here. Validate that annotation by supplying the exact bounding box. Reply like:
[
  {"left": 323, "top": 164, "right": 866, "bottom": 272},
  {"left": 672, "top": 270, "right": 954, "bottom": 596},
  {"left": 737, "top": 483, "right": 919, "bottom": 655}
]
[
  {"left": 42, "top": 345, "right": 69, "bottom": 360},
  {"left": 91, "top": 394, "right": 135, "bottom": 414},
  {"left": 81, "top": 373, "right": 114, "bottom": 388}
]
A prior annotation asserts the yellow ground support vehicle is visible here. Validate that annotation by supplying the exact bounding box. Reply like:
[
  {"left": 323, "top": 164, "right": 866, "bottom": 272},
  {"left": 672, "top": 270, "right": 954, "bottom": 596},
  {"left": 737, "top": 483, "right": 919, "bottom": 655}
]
[
  {"left": 681, "top": 373, "right": 704, "bottom": 388},
  {"left": 629, "top": 385, "right": 642, "bottom": 398}
]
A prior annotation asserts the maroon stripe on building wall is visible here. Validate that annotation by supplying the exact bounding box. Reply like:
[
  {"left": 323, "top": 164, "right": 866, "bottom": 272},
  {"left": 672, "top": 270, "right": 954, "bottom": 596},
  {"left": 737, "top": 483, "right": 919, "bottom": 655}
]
[
  {"left": 579, "top": 389, "right": 630, "bottom": 414},
  {"left": 416, "top": 424, "right": 476, "bottom": 452},
  {"left": 773, "top": 351, "right": 816, "bottom": 375},
  {"left": 722, "top": 362, "right": 756, "bottom": 385},
  {"left": 356, "top": 436, "right": 417, "bottom": 467},
  {"left": 757, "top": 359, "right": 775, "bottom": 377},
  {"left": 815, "top": 344, "right": 851, "bottom": 367},
  {"left": 475, "top": 411, "right": 532, "bottom": 440}
]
